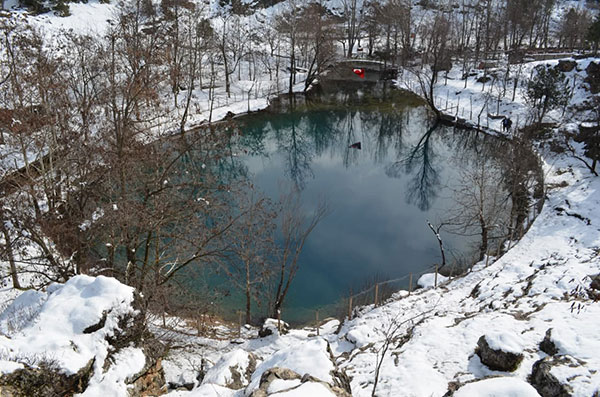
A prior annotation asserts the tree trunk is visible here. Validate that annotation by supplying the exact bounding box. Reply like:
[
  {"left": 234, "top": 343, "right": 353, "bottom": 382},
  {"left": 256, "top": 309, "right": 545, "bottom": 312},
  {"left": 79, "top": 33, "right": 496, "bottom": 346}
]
[{"left": 0, "top": 215, "right": 21, "bottom": 289}]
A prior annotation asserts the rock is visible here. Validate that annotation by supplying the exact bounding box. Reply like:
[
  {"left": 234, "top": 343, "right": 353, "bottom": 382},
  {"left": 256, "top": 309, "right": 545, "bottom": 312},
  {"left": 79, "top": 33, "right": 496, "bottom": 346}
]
[
  {"left": 590, "top": 274, "right": 600, "bottom": 291},
  {"left": 530, "top": 356, "right": 574, "bottom": 397},
  {"left": 539, "top": 329, "right": 559, "bottom": 356},
  {"left": 83, "top": 310, "right": 108, "bottom": 334},
  {"left": 0, "top": 358, "right": 94, "bottom": 397},
  {"left": 555, "top": 60, "right": 576, "bottom": 73},
  {"left": 127, "top": 355, "right": 167, "bottom": 397},
  {"left": 249, "top": 367, "right": 350, "bottom": 397},
  {"left": 249, "top": 367, "right": 301, "bottom": 396},
  {"left": 258, "top": 318, "right": 289, "bottom": 337},
  {"left": 585, "top": 62, "right": 600, "bottom": 94},
  {"left": 475, "top": 334, "right": 524, "bottom": 372},
  {"left": 451, "top": 377, "right": 542, "bottom": 397},
  {"left": 202, "top": 350, "right": 257, "bottom": 390}
]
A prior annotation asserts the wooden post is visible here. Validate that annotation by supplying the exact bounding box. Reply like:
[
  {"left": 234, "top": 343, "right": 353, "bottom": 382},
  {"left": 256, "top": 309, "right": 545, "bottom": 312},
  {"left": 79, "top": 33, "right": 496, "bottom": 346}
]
[
  {"left": 434, "top": 264, "right": 438, "bottom": 288},
  {"left": 316, "top": 309, "right": 320, "bottom": 336},
  {"left": 496, "top": 238, "right": 502, "bottom": 257},
  {"left": 238, "top": 310, "right": 242, "bottom": 338},
  {"left": 374, "top": 283, "right": 379, "bottom": 306},
  {"left": 470, "top": 95, "right": 473, "bottom": 119},
  {"left": 348, "top": 296, "right": 353, "bottom": 320},
  {"left": 409, "top": 274, "right": 413, "bottom": 295},
  {"left": 277, "top": 309, "right": 281, "bottom": 333},
  {"left": 485, "top": 248, "right": 491, "bottom": 267}
]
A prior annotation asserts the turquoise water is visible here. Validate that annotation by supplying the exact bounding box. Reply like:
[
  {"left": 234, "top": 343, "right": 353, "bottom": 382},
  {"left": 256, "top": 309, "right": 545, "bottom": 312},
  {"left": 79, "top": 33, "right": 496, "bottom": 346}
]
[{"left": 224, "top": 89, "right": 504, "bottom": 323}]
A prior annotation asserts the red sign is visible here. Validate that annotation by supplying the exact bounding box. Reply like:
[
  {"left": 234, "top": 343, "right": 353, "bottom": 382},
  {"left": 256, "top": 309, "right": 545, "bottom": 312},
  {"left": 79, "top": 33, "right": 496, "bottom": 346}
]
[{"left": 353, "top": 68, "right": 365, "bottom": 79}]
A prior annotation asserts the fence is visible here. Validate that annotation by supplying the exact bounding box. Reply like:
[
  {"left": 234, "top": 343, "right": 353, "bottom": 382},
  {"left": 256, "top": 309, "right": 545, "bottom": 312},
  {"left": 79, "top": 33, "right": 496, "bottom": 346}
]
[{"left": 400, "top": 70, "right": 533, "bottom": 135}]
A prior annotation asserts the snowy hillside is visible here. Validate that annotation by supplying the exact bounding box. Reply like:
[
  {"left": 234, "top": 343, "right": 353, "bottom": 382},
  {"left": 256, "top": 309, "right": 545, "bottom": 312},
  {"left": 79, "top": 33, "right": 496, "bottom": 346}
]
[
  {"left": 1, "top": 0, "right": 600, "bottom": 396},
  {"left": 153, "top": 143, "right": 600, "bottom": 396}
]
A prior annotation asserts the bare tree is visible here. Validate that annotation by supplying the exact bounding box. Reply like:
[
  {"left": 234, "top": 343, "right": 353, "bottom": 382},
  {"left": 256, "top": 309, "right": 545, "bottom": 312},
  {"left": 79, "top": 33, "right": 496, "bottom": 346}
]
[
  {"left": 222, "top": 189, "right": 278, "bottom": 324},
  {"left": 271, "top": 189, "right": 328, "bottom": 318},
  {"left": 446, "top": 156, "right": 510, "bottom": 261},
  {"left": 341, "top": 0, "right": 365, "bottom": 58},
  {"left": 297, "top": 2, "right": 337, "bottom": 91}
]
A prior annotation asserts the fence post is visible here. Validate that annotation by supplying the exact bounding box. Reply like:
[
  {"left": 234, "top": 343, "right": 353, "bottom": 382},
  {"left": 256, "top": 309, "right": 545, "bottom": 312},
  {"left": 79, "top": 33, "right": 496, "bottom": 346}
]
[
  {"left": 374, "top": 283, "right": 379, "bottom": 306},
  {"left": 348, "top": 296, "right": 353, "bottom": 320},
  {"left": 277, "top": 309, "right": 281, "bottom": 333},
  {"left": 316, "top": 309, "right": 320, "bottom": 336},
  {"left": 409, "top": 273, "right": 413, "bottom": 295},
  {"left": 238, "top": 310, "right": 242, "bottom": 338},
  {"left": 434, "top": 264, "right": 438, "bottom": 288}
]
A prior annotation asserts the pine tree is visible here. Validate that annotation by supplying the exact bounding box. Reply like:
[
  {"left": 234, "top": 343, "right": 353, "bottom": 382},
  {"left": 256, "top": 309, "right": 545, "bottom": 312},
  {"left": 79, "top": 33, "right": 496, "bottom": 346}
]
[
  {"left": 588, "top": 14, "right": 600, "bottom": 54},
  {"left": 20, "top": 0, "right": 48, "bottom": 14},
  {"left": 525, "top": 65, "right": 571, "bottom": 124},
  {"left": 52, "top": 0, "right": 71, "bottom": 16}
]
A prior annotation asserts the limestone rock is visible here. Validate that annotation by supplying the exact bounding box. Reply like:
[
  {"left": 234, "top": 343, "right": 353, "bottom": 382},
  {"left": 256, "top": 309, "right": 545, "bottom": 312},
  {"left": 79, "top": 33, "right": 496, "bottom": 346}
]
[
  {"left": 202, "top": 350, "right": 257, "bottom": 390},
  {"left": 555, "top": 60, "right": 576, "bottom": 73},
  {"left": 0, "top": 358, "right": 94, "bottom": 397},
  {"left": 258, "top": 318, "right": 289, "bottom": 337},
  {"left": 585, "top": 62, "right": 600, "bottom": 94},
  {"left": 539, "top": 329, "right": 559, "bottom": 356},
  {"left": 475, "top": 335, "right": 524, "bottom": 372},
  {"left": 530, "top": 356, "right": 574, "bottom": 397},
  {"left": 590, "top": 274, "right": 600, "bottom": 291},
  {"left": 249, "top": 367, "right": 350, "bottom": 397}
]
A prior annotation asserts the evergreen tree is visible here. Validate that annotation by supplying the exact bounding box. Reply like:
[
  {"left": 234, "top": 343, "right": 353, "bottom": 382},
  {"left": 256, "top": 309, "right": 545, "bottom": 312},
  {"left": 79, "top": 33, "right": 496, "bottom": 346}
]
[
  {"left": 588, "top": 14, "right": 600, "bottom": 54},
  {"left": 575, "top": 96, "right": 600, "bottom": 173},
  {"left": 52, "top": 0, "right": 71, "bottom": 16},
  {"left": 525, "top": 65, "right": 571, "bottom": 124},
  {"left": 20, "top": 0, "right": 48, "bottom": 14}
]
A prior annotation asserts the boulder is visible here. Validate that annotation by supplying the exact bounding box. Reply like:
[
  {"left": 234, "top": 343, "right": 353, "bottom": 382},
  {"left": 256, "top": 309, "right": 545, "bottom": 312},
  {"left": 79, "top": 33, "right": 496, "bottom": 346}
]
[
  {"left": 555, "top": 60, "right": 576, "bottom": 73},
  {"left": 0, "top": 358, "right": 94, "bottom": 397},
  {"left": 530, "top": 356, "right": 574, "bottom": 397},
  {"left": 590, "top": 274, "right": 600, "bottom": 291},
  {"left": 539, "top": 329, "right": 559, "bottom": 356},
  {"left": 475, "top": 334, "right": 524, "bottom": 372},
  {"left": 258, "top": 318, "right": 289, "bottom": 337},
  {"left": 201, "top": 350, "right": 257, "bottom": 390},
  {"left": 451, "top": 377, "right": 541, "bottom": 397},
  {"left": 0, "top": 276, "right": 167, "bottom": 396},
  {"left": 585, "top": 62, "right": 600, "bottom": 94},
  {"left": 249, "top": 367, "right": 350, "bottom": 397}
]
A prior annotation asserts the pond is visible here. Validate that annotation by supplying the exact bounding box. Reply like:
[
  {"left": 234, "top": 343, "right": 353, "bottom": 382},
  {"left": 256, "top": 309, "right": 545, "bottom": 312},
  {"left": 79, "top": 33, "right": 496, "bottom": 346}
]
[{"left": 222, "top": 84, "right": 512, "bottom": 323}]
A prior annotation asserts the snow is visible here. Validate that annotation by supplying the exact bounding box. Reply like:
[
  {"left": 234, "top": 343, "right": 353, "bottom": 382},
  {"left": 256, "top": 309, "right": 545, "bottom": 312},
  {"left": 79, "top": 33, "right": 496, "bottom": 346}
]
[
  {"left": 0, "top": 360, "right": 24, "bottom": 374},
  {"left": 483, "top": 332, "right": 524, "bottom": 355},
  {"left": 1, "top": 1, "right": 600, "bottom": 396},
  {"left": 202, "top": 349, "right": 252, "bottom": 388},
  {"left": 266, "top": 379, "right": 302, "bottom": 393},
  {"left": 0, "top": 275, "right": 136, "bottom": 375},
  {"left": 80, "top": 347, "right": 146, "bottom": 396},
  {"left": 454, "top": 377, "right": 541, "bottom": 397},
  {"left": 269, "top": 382, "right": 336, "bottom": 396},
  {"left": 166, "top": 384, "right": 241, "bottom": 397},
  {"left": 246, "top": 338, "right": 334, "bottom": 394},
  {"left": 29, "top": 1, "right": 117, "bottom": 36},
  {"left": 417, "top": 272, "right": 449, "bottom": 288}
]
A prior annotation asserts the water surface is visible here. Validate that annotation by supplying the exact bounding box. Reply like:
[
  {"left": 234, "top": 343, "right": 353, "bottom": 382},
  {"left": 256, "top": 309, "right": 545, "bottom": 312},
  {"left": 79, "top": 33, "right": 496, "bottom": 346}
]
[{"left": 230, "top": 88, "right": 502, "bottom": 321}]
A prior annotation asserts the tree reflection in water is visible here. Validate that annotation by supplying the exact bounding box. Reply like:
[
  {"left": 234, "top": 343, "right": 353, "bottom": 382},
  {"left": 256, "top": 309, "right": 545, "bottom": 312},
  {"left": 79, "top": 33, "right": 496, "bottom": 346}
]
[{"left": 386, "top": 119, "right": 441, "bottom": 211}]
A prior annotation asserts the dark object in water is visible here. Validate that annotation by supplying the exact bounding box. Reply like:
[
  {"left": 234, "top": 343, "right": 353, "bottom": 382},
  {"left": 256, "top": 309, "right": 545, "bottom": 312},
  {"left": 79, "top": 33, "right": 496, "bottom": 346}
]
[{"left": 349, "top": 142, "right": 362, "bottom": 150}]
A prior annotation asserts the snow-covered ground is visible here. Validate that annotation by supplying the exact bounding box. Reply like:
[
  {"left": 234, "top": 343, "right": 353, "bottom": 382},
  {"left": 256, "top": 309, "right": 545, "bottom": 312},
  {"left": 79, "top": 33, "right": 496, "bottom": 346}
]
[{"left": 1, "top": 0, "right": 600, "bottom": 396}]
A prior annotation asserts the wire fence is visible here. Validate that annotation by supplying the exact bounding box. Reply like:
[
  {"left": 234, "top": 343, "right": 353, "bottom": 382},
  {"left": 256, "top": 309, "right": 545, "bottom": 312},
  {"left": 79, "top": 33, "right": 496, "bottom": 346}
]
[{"left": 252, "top": 193, "right": 545, "bottom": 335}]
